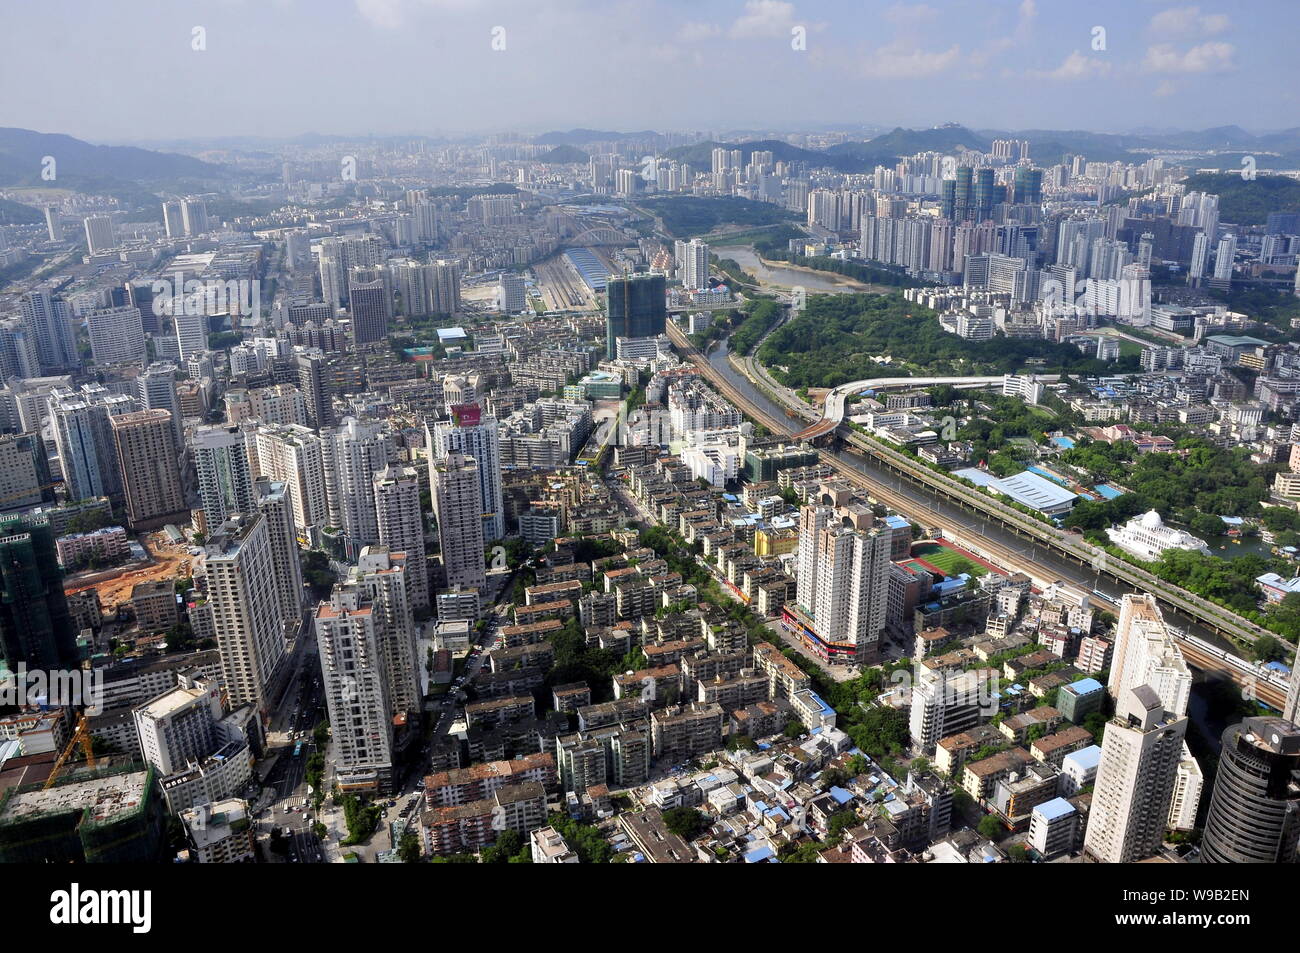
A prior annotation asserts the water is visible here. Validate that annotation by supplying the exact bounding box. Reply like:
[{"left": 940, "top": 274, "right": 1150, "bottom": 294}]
[{"left": 714, "top": 245, "right": 875, "bottom": 294}]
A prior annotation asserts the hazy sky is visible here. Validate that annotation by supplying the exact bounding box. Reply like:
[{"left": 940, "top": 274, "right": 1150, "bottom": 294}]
[{"left": 2, "top": 0, "right": 1296, "bottom": 143}]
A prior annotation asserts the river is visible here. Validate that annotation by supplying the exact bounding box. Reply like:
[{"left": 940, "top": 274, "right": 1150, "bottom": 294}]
[{"left": 715, "top": 245, "right": 882, "bottom": 294}]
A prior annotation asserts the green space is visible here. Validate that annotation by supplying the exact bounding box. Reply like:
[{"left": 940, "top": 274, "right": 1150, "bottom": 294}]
[
  {"left": 638, "top": 195, "right": 798, "bottom": 238},
  {"left": 1180, "top": 172, "right": 1300, "bottom": 225},
  {"left": 757, "top": 293, "right": 1139, "bottom": 389}
]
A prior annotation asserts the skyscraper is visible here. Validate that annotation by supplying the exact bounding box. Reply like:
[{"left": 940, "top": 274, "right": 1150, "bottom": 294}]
[
  {"left": 85, "top": 305, "right": 147, "bottom": 366},
  {"left": 432, "top": 453, "right": 487, "bottom": 593},
  {"left": 137, "top": 362, "right": 184, "bottom": 449},
  {"left": 353, "top": 546, "right": 421, "bottom": 718},
  {"left": 430, "top": 405, "right": 504, "bottom": 542},
  {"left": 192, "top": 425, "right": 254, "bottom": 532},
  {"left": 788, "top": 486, "right": 891, "bottom": 665},
  {"left": 315, "top": 583, "right": 394, "bottom": 793},
  {"left": 605, "top": 272, "right": 666, "bottom": 359},
  {"left": 681, "top": 239, "right": 710, "bottom": 291},
  {"left": 162, "top": 201, "right": 185, "bottom": 239},
  {"left": 1200, "top": 717, "right": 1300, "bottom": 863},
  {"left": 348, "top": 279, "right": 389, "bottom": 345},
  {"left": 20, "top": 291, "right": 78, "bottom": 372},
  {"left": 49, "top": 385, "right": 136, "bottom": 502},
  {"left": 0, "top": 513, "right": 78, "bottom": 672},
  {"left": 322, "top": 417, "right": 394, "bottom": 559},
  {"left": 1083, "top": 684, "right": 1187, "bottom": 864},
  {"left": 83, "top": 214, "right": 116, "bottom": 254},
  {"left": 373, "top": 465, "right": 429, "bottom": 612},
  {"left": 180, "top": 198, "right": 209, "bottom": 237},
  {"left": 202, "top": 512, "right": 286, "bottom": 716},
  {"left": 251, "top": 424, "right": 326, "bottom": 541},
  {"left": 254, "top": 476, "right": 306, "bottom": 631},
  {"left": 1109, "top": 594, "right": 1191, "bottom": 718},
  {"left": 111, "top": 409, "right": 187, "bottom": 530}
]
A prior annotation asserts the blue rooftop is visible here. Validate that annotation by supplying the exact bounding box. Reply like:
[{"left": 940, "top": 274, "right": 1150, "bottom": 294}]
[
  {"left": 1034, "top": 797, "right": 1076, "bottom": 822},
  {"left": 1063, "top": 744, "right": 1103, "bottom": 772},
  {"left": 828, "top": 786, "right": 853, "bottom": 805},
  {"left": 1065, "top": 677, "right": 1104, "bottom": 696}
]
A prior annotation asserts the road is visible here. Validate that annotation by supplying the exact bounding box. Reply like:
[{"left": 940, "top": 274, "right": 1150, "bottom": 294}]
[{"left": 664, "top": 322, "right": 1286, "bottom": 694}]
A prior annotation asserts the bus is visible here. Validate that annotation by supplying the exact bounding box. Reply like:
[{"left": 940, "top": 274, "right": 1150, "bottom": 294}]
[{"left": 293, "top": 741, "right": 303, "bottom": 757}]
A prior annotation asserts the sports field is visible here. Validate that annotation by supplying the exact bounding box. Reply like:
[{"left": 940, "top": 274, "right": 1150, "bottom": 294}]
[{"left": 911, "top": 543, "right": 987, "bottom": 579}]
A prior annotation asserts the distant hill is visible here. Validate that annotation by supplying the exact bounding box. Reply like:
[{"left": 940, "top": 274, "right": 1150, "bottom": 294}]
[
  {"left": 0, "top": 197, "right": 42, "bottom": 225},
  {"left": 1180, "top": 172, "right": 1300, "bottom": 225},
  {"left": 534, "top": 129, "right": 659, "bottom": 146},
  {"left": 828, "top": 125, "right": 989, "bottom": 165},
  {"left": 0, "top": 127, "right": 223, "bottom": 186},
  {"left": 665, "top": 138, "right": 836, "bottom": 169},
  {"left": 538, "top": 144, "right": 589, "bottom": 164}
]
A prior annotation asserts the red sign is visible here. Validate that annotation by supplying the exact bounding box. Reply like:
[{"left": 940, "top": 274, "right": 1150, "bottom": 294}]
[{"left": 451, "top": 403, "right": 481, "bottom": 426}]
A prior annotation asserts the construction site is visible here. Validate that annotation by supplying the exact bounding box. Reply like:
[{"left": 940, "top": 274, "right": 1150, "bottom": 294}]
[{"left": 61, "top": 531, "right": 196, "bottom": 615}]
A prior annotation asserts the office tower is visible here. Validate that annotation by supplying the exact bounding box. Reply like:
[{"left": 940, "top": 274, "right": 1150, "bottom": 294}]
[
  {"left": 83, "top": 214, "right": 116, "bottom": 254},
  {"left": 111, "top": 409, "right": 187, "bottom": 530},
  {"left": 85, "top": 305, "right": 147, "bottom": 366},
  {"left": 1201, "top": 717, "right": 1300, "bottom": 863},
  {"left": 1012, "top": 166, "right": 1042, "bottom": 206},
  {"left": 681, "top": 239, "right": 710, "bottom": 290},
  {"left": 21, "top": 291, "right": 77, "bottom": 372},
  {"left": 174, "top": 307, "right": 208, "bottom": 363},
  {"left": 202, "top": 513, "right": 286, "bottom": 715},
  {"left": 162, "top": 201, "right": 185, "bottom": 239},
  {"left": 181, "top": 198, "right": 209, "bottom": 237},
  {"left": 137, "top": 362, "right": 184, "bottom": 449},
  {"left": 253, "top": 476, "right": 305, "bottom": 630},
  {"left": 497, "top": 273, "right": 527, "bottom": 313},
  {"left": 133, "top": 676, "right": 224, "bottom": 775},
  {"left": 1084, "top": 684, "right": 1187, "bottom": 863},
  {"left": 296, "top": 351, "right": 333, "bottom": 429},
  {"left": 192, "top": 425, "right": 255, "bottom": 529},
  {"left": 430, "top": 259, "right": 462, "bottom": 314},
  {"left": 49, "top": 385, "right": 136, "bottom": 502},
  {"left": 791, "top": 488, "right": 891, "bottom": 665},
  {"left": 322, "top": 417, "right": 394, "bottom": 559},
  {"left": 0, "top": 432, "right": 54, "bottom": 510},
  {"left": 353, "top": 546, "right": 420, "bottom": 718},
  {"left": 1109, "top": 594, "right": 1191, "bottom": 718},
  {"left": 251, "top": 424, "right": 326, "bottom": 540},
  {"left": 432, "top": 453, "right": 487, "bottom": 593},
  {"left": 430, "top": 404, "right": 504, "bottom": 541},
  {"left": 972, "top": 167, "right": 996, "bottom": 221},
  {"left": 1213, "top": 234, "right": 1236, "bottom": 282},
  {"left": 315, "top": 583, "right": 394, "bottom": 792},
  {"left": 0, "top": 318, "right": 40, "bottom": 382},
  {"left": 605, "top": 272, "right": 666, "bottom": 359},
  {"left": 373, "top": 465, "right": 429, "bottom": 612},
  {"left": 348, "top": 279, "right": 388, "bottom": 345},
  {"left": 44, "top": 206, "right": 62, "bottom": 242},
  {"left": 0, "top": 512, "right": 78, "bottom": 672}
]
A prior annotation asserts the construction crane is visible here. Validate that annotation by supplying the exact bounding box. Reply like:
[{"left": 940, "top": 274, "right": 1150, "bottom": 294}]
[{"left": 43, "top": 713, "right": 96, "bottom": 788}]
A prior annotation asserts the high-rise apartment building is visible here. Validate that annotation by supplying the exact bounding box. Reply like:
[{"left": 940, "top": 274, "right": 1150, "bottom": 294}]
[
  {"left": 49, "top": 385, "right": 136, "bottom": 502},
  {"left": 788, "top": 486, "right": 890, "bottom": 665},
  {"left": 1109, "top": 594, "right": 1191, "bottom": 719},
  {"left": 192, "top": 425, "right": 255, "bottom": 530},
  {"left": 348, "top": 279, "right": 389, "bottom": 345},
  {"left": 352, "top": 546, "right": 421, "bottom": 718},
  {"left": 1083, "top": 684, "right": 1187, "bottom": 864},
  {"left": 680, "top": 239, "right": 710, "bottom": 291},
  {"left": 85, "top": 305, "right": 146, "bottom": 366},
  {"left": 83, "top": 214, "right": 116, "bottom": 254},
  {"left": 111, "top": 409, "right": 187, "bottom": 530},
  {"left": 202, "top": 512, "right": 286, "bottom": 717},
  {"left": 430, "top": 405, "right": 504, "bottom": 542},
  {"left": 322, "top": 417, "right": 394, "bottom": 559},
  {"left": 373, "top": 465, "right": 429, "bottom": 612},
  {"left": 254, "top": 477, "right": 306, "bottom": 631},
  {"left": 315, "top": 584, "right": 394, "bottom": 792},
  {"left": 251, "top": 424, "right": 327, "bottom": 541},
  {"left": 20, "top": 291, "right": 78, "bottom": 372},
  {"left": 431, "top": 453, "right": 486, "bottom": 593},
  {"left": 137, "top": 362, "right": 184, "bottom": 449}
]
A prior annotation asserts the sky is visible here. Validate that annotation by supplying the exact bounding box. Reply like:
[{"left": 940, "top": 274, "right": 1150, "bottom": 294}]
[{"left": 1, "top": 0, "right": 1296, "bottom": 143}]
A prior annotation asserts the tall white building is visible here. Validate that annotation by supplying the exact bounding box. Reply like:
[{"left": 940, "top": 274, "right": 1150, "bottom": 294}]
[
  {"left": 1083, "top": 684, "right": 1187, "bottom": 863},
  {"left": 497, "top": 273, "right": 527, "bottom": 313},
  {"left": 680, "top": 239, "right": 710, "bottom": 291},
  {"left": 251, "top": 424, "right": 327, "bottom": 540},
  {"left": 322, "top": 417, "right": 394, "bottom": 559},
  {"left": 133, "top": 676, "right": 224, "bottom": 775},
  {"left": 315, "top": 584, "right": 394, "bottom": 792},
  {"left": 1109, "top": 594, "right": 1191, "bottom": 719},
  {"left": 353, "top": 546, "right": 421, "bottom": 718},
  {"left": 137, "top": 362, "right": 184, "bottom": 449},
  {"left": 174, "top": 308, "right": 208, "bottom": 364},
  {"left": 255, "top": 476, "right": 306, "bottom": 632},
  {"left": 373, "top": 465, "right": 429, "bottom": 612},
  {"left": 85, "top": 306, "right": 146, "bottom": 366},
  {"left": 792, "top": 486, "right": 891, "bottom": 665},
  {"left": 21, "top": 291, "right": 78, "bottom": 371},
  {"left": 432, "top": 453, "right": 487, "bottom": 593},
  {"left": 202, "top": 512, "right": 287, "bottom": 716},
  {"left": 49, "top": 384, "right": 136, "bottom": 501},
  {"left": 1213, "top": 234, "right": 1236, "bottom": 282},
  {"left": 430, "top": 407, "right": 504, "bottom": 541},
  {"left": 83, "top": 215, "right": 116, "bottom": 254}
]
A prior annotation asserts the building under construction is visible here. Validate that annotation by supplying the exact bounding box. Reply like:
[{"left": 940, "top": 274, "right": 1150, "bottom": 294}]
[{"left": 0, "top": 762, "right": 166, "bottom": 863}]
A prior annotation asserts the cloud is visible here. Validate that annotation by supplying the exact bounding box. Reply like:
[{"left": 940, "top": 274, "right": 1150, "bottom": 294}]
[
  {"left": 883, "top": 3, "right": 938, "bottom": 27},
  {"left": 730, "top": 0, "right": 798, "bottom": 38},
  {"left": 1148, "top": 6, "right": 1231, "bottom": 38},
  {"left": 1142, "top": 41, "right": 1236, "bottom": 73},
  {"left": 1031, "top": 51, "right": 1111, "bottom": 81},
  {"left": 353, "top": 0, "right": 480, "bottom": 30},
  {"left": 677, "top": 21, "right": 721, "bottom": 43},
  {"left": 1154, "top": 80, "right": 1179, "bottom": 97},
  {"left": 860, "top": 41, "right": 961, "bottom": 79}
]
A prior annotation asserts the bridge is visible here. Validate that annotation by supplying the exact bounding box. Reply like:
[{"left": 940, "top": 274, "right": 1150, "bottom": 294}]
[{"left": 790, "top": 375, "right": 1054, "bottom": 441}]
